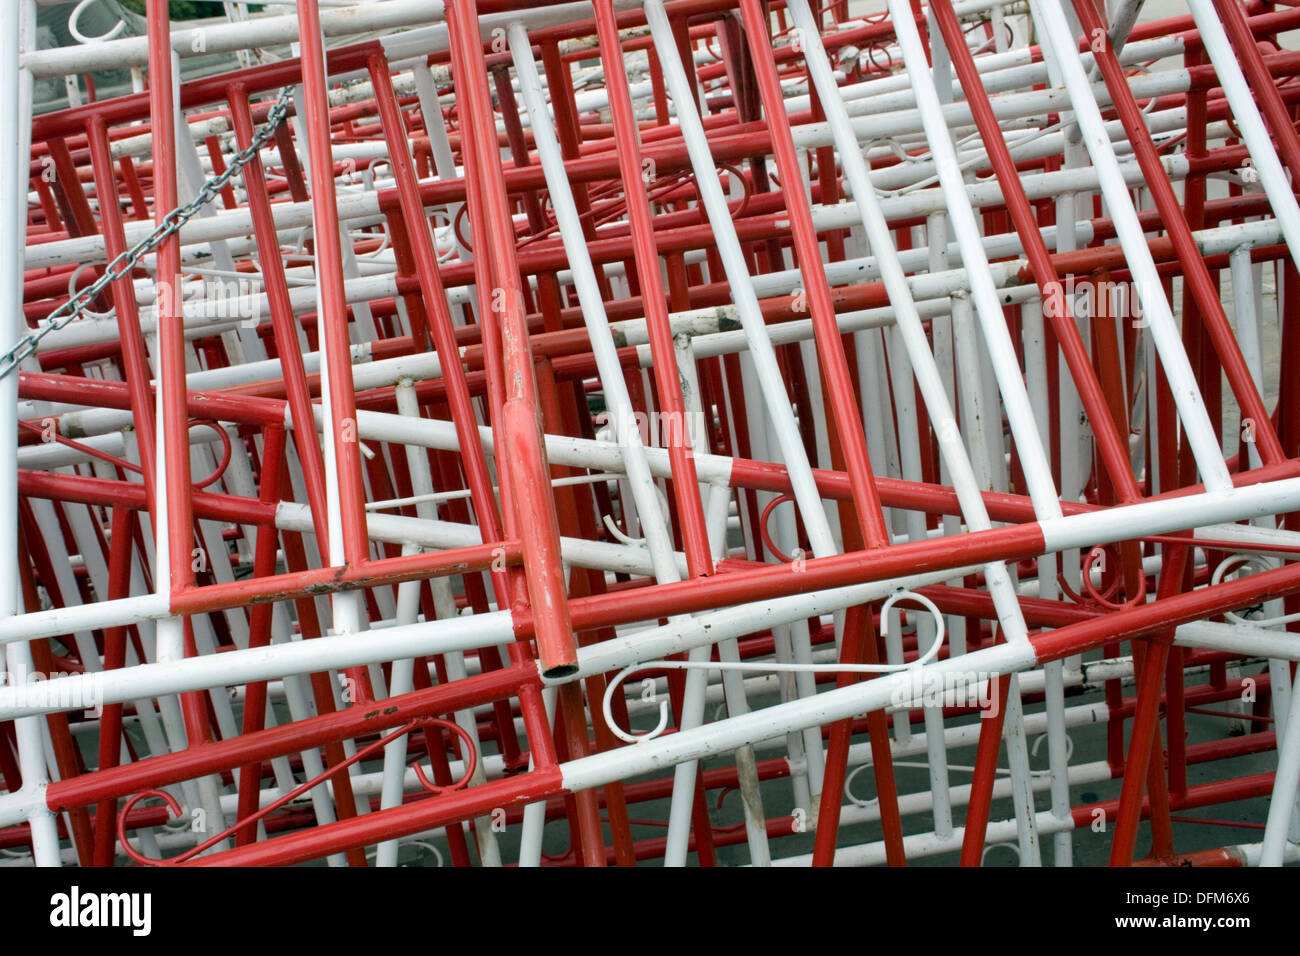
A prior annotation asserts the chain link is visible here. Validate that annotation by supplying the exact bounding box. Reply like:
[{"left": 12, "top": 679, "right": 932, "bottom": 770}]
[{"left": 0, "top": 85, "right": 296, "bottom": 380}]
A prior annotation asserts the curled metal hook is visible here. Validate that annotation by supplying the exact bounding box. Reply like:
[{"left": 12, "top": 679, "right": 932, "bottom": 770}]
[
  {"left": 352, "top": 210, "right": 392, "bottom": 260},
  {"left": 605, "top": 665, "right": 676, "bottom": 749},
  {"left": 1057, "top": 545, "right": 1143, "bottom": 609},
  {"left": 366, "top": 839, "right": 444, "bottom": 867},
  {"left": 430, "top": 208, "right": 460, "bottom": 263},
  {"left": 844, "top": 763, "right": 879, "bottom": 809},
  {"left": 289, "top": 225, "right": 314, "bottom": 255},
  {"left": 714, "top": 785, "right": 738, "bottom": 813},
  {"left": 602, "top": 512, "right": 647, "bottom": 546},
  {"left": 67, "top": 263, "right": 115, "bottom": 321},
  {"left": 715, "top": 163, "right": 752, "bottom": 217},
  {"left": 69, "top": 0, "right": 127, "bottom": 45},
  {"left": 879, "top": 588, "right": 946, "bottom": 654},
  {"left": 599, "top": 590, "right": 947, "bottom": 744},
  {"left": 759, "top": 493, "right": 800, "bottom": 562},
  {"left": 362, "top": 156, "right": 390, "bottom": 188},
  {"left": 116, "top": 789, "right": 185, "bottom": 865},
  {"left": 603, "top": 663, "right": 672, "bottom": 744},
  {"left": 452, "top": 202, "right": 474, "bottom": 253},
  {"left": 601, "top": 484, "right": 670, "bottom": 548},
  {"left": 1082, "top": 544, "right": 1146, "bottom": 610},
  {"left": 189, "top": 421, "right": 234, "bottom": 490},
  {"left": 411, "top": 717, "right": 479, "bottom": 795},
  {"left": 863, "top": 41, "right": 894, "bottom": 74},
  {"left": 982, "top": 841, "right": 1021, "bottom": 865},
  {"left": 1212, "top": 554, "right": 1296, "bottom": 627},
  {"left": 1030, "top": 730, "right": 1075, "bottom": 763}
]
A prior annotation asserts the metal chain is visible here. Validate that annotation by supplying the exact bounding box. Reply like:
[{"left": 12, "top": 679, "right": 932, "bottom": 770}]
[{"left": 0, "top": 85, "right": 296, "bottom": 380}]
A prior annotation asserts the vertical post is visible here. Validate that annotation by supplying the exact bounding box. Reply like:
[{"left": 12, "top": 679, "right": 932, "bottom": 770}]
[
  {"left": 294, "top": 0, "right": 370, "bottom": 571},
  {"left": 1, "top": 0, "right": 60, "bottom": 866},
  {"left": 449, "top": 0, "right": 578, "bottom": 678},
  {"left": 146, "top": 0, "right": 195, "bottom": 601}
]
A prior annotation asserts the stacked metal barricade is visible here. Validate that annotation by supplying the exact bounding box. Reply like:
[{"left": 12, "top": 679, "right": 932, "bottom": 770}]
[{"left": 1, "top": 0, "right": 1299, "bottom": 866}]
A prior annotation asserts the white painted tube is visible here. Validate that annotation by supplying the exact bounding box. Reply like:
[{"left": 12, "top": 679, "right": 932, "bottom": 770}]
[
  {"left": 1187, "top": 0, "right": 1300, "bottom": 269},
  {"left": 561, "top": 640, "right": 1038, "bottom": 793},
  {"left": 0, "top": 608, "right": 514, "bottom": 720},
  {"left": 1, "top": 0, "right": 60, "bottom": 865},
  {"left": 1260, "top": 673, "right": 1300, "bottom": 865}
]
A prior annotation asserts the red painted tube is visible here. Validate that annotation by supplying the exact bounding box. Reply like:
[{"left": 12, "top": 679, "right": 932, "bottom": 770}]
[
  {"left": 958, "top": 673, "right": 1011, "bottom": 866},
  {"left": 450, "top": 0, "right": 579, "bottom": 678},
  {"left": 593, "top": 0, "right": 717, "bottom": 576},
  {"left": 145, "top": 0, "right": 197, "bottom": 593},
  {"left": 363, "top": 55, "right": 509, "bottom": 583},
  {"left": 83, "top": 117, "right": 159, "bottom": 513},
  {"left": 292, "top": 0, "right": 370, "bottom": 568},
  {"left": 227, "top": 85, "right": 332, "bottom": 546}
]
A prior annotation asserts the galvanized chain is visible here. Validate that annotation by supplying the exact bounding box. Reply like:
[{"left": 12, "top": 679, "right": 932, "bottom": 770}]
[{"left": 0, "top": 85, "right": 296, "bottom": 380}]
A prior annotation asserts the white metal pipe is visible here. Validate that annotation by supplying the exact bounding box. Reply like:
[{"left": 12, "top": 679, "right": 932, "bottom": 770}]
[
  {"left": 1260, "top": 664, "right": 1300, "bottom": 865},
  {"left": 1, "top": 0, "right": 62, "bottom": 866},
  {"left": 1187, "top": 0, "right": 1300, "bottom": 269},
  {"left": 0, "top": 607, "right": 514, "bottom": 720},
  {"left": 22, "top": 0, "right": 449, "bottom": 76}
]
